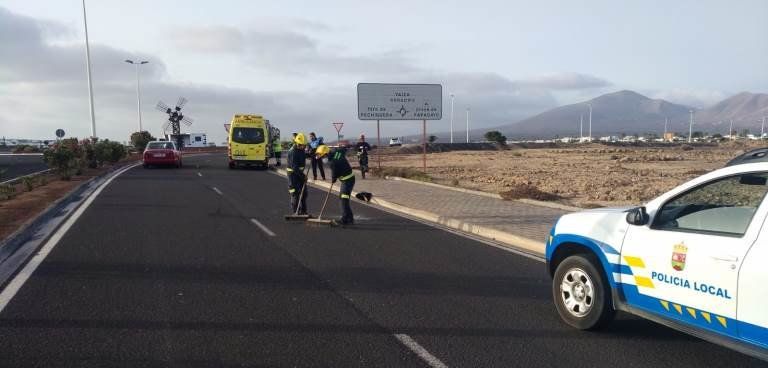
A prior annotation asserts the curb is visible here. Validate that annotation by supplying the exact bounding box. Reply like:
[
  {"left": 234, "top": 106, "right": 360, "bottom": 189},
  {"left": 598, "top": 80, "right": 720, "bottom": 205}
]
[
  {"left": 384, "top": 175, "right": 583, "bottom": 212},
  {"left": 274, "top": 169, "right": 545, "bottom": 255},
  {"left": 0, "top": 162, "right": 140, "bottom": 289}
]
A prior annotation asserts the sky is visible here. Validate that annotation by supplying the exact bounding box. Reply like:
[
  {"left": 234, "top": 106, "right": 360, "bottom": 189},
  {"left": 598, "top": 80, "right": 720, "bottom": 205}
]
[{"left": 0, "top": 0, "right": 766, "bottom": 144}]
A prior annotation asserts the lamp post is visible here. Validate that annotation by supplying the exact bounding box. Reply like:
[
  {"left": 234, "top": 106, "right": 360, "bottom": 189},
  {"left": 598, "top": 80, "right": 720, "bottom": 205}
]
[
  {"left": 449, "top": 94, "right": 455, "bottom": 143},
  {"left": 466, "top": 107, "right": 470, "bottom": 143},
  {"left": 82, "top": 0, "right": 96, "bottom": 139},
  {"left": 125, "top": 60, "right": 149, "bottom": 132},
  {"left": 688, "top": 110, "right": 694, "bottom": 143}
]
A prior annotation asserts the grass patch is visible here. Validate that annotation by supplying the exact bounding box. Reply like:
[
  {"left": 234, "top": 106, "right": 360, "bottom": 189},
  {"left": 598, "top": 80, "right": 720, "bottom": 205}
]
[
  {"left": 371, "top": 166, "right": 432, "bottom": 182},
  {"left": 500, "top": 184, "right": 561, "bottom": 202}
]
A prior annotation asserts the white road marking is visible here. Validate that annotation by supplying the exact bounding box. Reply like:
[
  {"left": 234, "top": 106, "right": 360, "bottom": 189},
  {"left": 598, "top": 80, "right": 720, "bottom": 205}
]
[
  {"left": 0, "top": 163, "right": 139, "bottom": 313},
  {"left": 197, "top": 172, "right": 202, "bottom": 177},
  {"left": 394, "top": 334, "right": 449, "bottom": 368},
  {"left": 212, "top": 187, "right": 223, "bottom": 195},
  {"left": 250, "top": 218, "right": 276, "bottom": 237}
]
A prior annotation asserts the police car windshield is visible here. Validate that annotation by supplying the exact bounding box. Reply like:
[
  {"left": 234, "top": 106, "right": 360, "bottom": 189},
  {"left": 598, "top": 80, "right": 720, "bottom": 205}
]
[{"left": 232, "top": 127, "right": 264, "bottom": 144}]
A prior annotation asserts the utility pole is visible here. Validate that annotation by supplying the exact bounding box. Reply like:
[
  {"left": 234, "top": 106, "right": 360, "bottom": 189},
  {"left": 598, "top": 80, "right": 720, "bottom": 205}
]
[
  {"left": 82, "top": 0, "right": 96, "bottom": 139},
  {"left": 762, "top": 116, "right": 766, "bottom": 139},
  {"left": 688, "top": 110, "right": 694, "bottom": 143},
  {"left": 125, "top": 60, "right": 149, "bottom": 132},
  {"left": 466, "top": 107, "right": 470, "bottom": 143},
  {"left": 579, "top": 114, "right": 583, "bottom": 141},
  {"left": 449, "top": 94, "right": 455, "bottom": 143}
]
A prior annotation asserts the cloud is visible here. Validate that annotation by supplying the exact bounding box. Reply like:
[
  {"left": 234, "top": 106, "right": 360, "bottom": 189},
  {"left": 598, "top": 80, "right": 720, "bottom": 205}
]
[
  {"left": 516, "top": 72, "right": 612, "bottom": 90},
  {"left": 649, "top": 88, "right": 727, "bottom": 108},
  {"left": 169, "top": 26, "right": 244, "bottom": 54},
  {"left": 0, "top": 6, "right": 610, "bottom": 144}
]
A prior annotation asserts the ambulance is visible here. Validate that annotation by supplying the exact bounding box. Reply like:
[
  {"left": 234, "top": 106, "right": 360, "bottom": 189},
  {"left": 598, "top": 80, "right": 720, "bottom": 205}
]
[
  {"left": 227, "top": 114, "right": 272, "bottom": 169},
  {"left": 546, "top": 149, "right": 768, "bottom": 361}
]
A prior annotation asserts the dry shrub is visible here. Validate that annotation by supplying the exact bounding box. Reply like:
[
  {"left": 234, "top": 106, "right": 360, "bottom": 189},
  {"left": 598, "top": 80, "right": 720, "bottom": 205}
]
[
  {"left": 371, "top": 166, "right": 432, "bottom": 182},
  {"left": 500, "top": 183, "right": 561, "bottom": 201}
]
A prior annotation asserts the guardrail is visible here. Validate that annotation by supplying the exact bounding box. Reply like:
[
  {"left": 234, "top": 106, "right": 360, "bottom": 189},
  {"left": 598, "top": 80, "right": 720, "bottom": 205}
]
[{"left": 0, "top": 169, "right": 53, "bottom": 186}]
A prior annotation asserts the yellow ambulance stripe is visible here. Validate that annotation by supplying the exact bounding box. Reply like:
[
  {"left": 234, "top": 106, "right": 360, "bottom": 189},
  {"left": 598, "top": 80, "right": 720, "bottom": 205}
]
[
  {"left": 660, "top": 300, "right": 670, "bottom": 311},
  {"left": 623, "top": 256, "right": 646, "bottom": 268},
  {"left": 673, "top": 303, "right": 683, "bottom": 315},
  {"left": 686, "top": 307, "right": 697, "bottom": 319},
  {"left": 701, "top": 311, "right": 712, "bottom": 323},
  {"left": 716, "top": 316, "right": 728, "bottom": 328},
  {"left": 634, "top": 276, "right": 655, "bottom": 288}
]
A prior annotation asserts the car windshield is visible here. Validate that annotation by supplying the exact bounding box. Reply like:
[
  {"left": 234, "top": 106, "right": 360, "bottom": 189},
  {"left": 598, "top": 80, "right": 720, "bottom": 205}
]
[
  {"left": 231, "top": 127, "right": 264, "bottom": 144},
  {"left": 147, "top": 142, "right": 174, "bottom": 150}
]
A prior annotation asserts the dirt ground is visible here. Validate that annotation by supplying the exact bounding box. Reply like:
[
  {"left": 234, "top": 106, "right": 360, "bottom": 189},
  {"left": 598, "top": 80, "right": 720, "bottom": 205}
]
[{"left": 375, "top": 142, "right": 759, "bottom": 208}]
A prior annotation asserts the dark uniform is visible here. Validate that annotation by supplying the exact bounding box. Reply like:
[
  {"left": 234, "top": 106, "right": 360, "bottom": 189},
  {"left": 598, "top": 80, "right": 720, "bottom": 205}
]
[
  {"left": 286, "top": 146, "right": 307, "bottom": 214},
  {"left": 328, "top": 148, "right": 355, "bottom": 224},
  {"left": 355, "top": 141, "right": 371, "bottom": 178}
]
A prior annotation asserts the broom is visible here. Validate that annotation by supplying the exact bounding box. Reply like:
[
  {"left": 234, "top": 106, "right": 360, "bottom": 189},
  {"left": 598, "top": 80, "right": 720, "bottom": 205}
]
[{"left": 306, "top": 181, "right": 336, "bottom": 226}]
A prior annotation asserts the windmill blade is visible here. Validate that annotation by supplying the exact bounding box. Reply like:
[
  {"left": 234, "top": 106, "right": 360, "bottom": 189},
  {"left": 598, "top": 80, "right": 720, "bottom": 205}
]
[
  {"left": 156, "top": 101, "right": 170, "bottom": 113},
  {"left": 176, "top": 96, "right": 188, "bottom": 109},
  {"left": 182, "top": 116, "right": 194, "bottom": 126}
]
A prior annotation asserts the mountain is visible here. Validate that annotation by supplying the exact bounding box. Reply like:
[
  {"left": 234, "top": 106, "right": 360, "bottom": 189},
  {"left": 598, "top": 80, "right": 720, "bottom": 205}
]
[
  {"left": 697, "top": 92, "right": 768, "bottom": 125},
  {"left": 495, "top": 90, "right": 693, "bottom": 139}
]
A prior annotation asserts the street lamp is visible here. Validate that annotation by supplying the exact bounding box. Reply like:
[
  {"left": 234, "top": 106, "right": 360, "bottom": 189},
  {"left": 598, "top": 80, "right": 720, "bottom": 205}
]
[
  {"left": 449, "top": 94, "right": 455, "bottom": 144},
  {"left": 125, "top": 59, "right": 149, "bottom": 132},
  {"left": 82, "top": 0, "right": 96, "bottom": 139},
  {"left": 466, "top": 107, "right": 471, "bottom": 143},
  {"left": 688, "top": 110, "right": 694, "bottom": 143}
]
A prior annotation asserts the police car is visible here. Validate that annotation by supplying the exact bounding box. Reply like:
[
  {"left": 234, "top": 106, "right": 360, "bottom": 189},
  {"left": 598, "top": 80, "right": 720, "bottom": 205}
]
[{"left": 546, "top": 149, "right": 768, "bottom": 361}]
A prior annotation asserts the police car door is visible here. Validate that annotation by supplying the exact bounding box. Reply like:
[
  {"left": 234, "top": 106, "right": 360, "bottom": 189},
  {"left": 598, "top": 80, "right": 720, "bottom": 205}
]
[{"left": 620, "top": 172, "right": 768, "bottom": 338}]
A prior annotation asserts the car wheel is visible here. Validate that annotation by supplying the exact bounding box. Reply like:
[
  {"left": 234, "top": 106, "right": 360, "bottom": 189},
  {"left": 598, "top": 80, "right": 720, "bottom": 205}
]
[
  {"left": 143, "top": 163, "right": 148, "bottom": 168},
  {"left": 552, "top": 254, "right": 614, "bottom": 330}
]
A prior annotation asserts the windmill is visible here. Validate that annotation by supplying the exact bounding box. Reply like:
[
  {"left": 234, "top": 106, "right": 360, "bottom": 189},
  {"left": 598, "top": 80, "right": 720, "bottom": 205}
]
[{"left": 156, "top": 97, "right": 193, "bottom": 149}]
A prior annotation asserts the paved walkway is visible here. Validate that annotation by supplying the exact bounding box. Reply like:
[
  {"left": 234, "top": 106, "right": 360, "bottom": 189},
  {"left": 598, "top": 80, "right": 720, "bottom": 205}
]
[{"left": 284, "top": 168, "right": 575, "bottom": 254}]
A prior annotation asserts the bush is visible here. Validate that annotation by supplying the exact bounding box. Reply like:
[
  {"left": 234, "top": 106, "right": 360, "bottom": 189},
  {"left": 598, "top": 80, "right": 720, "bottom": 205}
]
[
  {"left": 21, "top": 176, "right": 34, "bottom": 192},
  {"left": 484, "top": 131, "right": 507, "bottom": 145},
  {"left": 94, "top": 140, "right": 126, "bottom": 165},
  {"left": 130, "top": 131, "right": 155, "bottom": 152},
  {"left": 0, "top": 184, "right": 16, "bottom": 200},
  {"left": 43, "top": 139, "right": 82, "bottom": 180}
]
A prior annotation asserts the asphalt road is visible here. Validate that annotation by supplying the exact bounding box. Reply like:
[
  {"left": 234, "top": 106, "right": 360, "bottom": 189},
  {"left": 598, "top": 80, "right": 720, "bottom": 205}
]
[
  {"left": 0, "top": 154, "right": 47, "bottom": 182},
  {"left": 0, "top": 153, "right": 764, "bottom": 367}
]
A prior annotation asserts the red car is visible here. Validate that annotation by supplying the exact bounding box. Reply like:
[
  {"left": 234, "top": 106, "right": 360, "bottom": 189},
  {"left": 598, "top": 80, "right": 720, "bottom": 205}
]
[{"left": 143, "top": 141, "right": 182, "bottom": 168}]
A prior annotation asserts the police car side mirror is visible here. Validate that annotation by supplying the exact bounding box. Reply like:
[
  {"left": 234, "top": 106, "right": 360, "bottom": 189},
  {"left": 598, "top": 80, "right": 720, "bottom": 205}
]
[{"left": 626, "top": 207, "right": 649, "bottom": 226}]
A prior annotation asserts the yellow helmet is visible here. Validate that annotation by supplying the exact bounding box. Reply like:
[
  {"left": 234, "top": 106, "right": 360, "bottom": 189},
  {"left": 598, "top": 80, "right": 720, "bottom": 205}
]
[
  {"left": 294, "top": 133, "right": 307, "bottom": 145},
  {"left": 315, "top": 144, "right": 330, "bottom": 157}
]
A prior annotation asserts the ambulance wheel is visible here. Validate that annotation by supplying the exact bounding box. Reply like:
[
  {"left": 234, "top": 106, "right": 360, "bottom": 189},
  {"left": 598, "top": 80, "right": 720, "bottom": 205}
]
[
  {"left": 552, "top": 254, "right": 614, "bottom": 330},
  {"left": 228, "top": 162, "right": 235, "bottom": 169}
]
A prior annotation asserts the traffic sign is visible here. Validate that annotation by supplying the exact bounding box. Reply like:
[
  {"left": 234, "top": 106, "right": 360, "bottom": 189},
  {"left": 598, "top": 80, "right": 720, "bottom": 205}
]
[
  {"left": 332, "top": 122, "right": 344, "bottom": 133},
  {"left": 357, "top": 83, "right": 442, "bottom": 121},
  {"left": 55, "top": 129, "right": 65, "bottom": 138}
]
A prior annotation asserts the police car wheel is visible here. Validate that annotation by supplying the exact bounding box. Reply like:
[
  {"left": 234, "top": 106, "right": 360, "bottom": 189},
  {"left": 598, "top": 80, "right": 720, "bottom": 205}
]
[{"left": 553, "top": 254, "right": 614, "bottom": 330}]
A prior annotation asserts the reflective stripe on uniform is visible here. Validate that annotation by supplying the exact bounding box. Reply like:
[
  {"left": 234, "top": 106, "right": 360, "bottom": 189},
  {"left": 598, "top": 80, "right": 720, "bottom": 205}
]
[
  {"left": 339, "top": 172, "right": 355, "bottom": 181},
  {"left": 289, "top": 188, "right": 296, "bottom": 193},
  {"left": 340, "top": 194, "right": 351, "bottom": 199},
  {"left": 299, "top": 167, "right": 305, "bottom": 171},
  {"left": 286, "top": 168, "right": 294, "bottom": 172}
]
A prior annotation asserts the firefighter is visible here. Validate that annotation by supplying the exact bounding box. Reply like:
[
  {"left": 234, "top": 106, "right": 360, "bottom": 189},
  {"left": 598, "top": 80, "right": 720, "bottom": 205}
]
[
  {"left": 315, "top": 144, "right": 355, "bottom": 225},
  {"left": 287, "top": 133, "right": 308, "bottom": 214},
  {"left": 272, "top": 132, "right": 283, "bottom": 166},
  {"left": 355, "top": 134, "right": 371, "bottom": 179}
]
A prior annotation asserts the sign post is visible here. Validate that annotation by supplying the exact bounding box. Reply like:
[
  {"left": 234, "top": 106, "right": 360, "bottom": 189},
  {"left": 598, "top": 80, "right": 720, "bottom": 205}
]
[
  {"left": 357, "top": 83, "right": 442, "bottom": 173},
  {"left": 377, "top": 120, "right": 381, "bottom": 169},
  {"left": 332, "top": 121, "right": 344, "bottom": 144}
]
